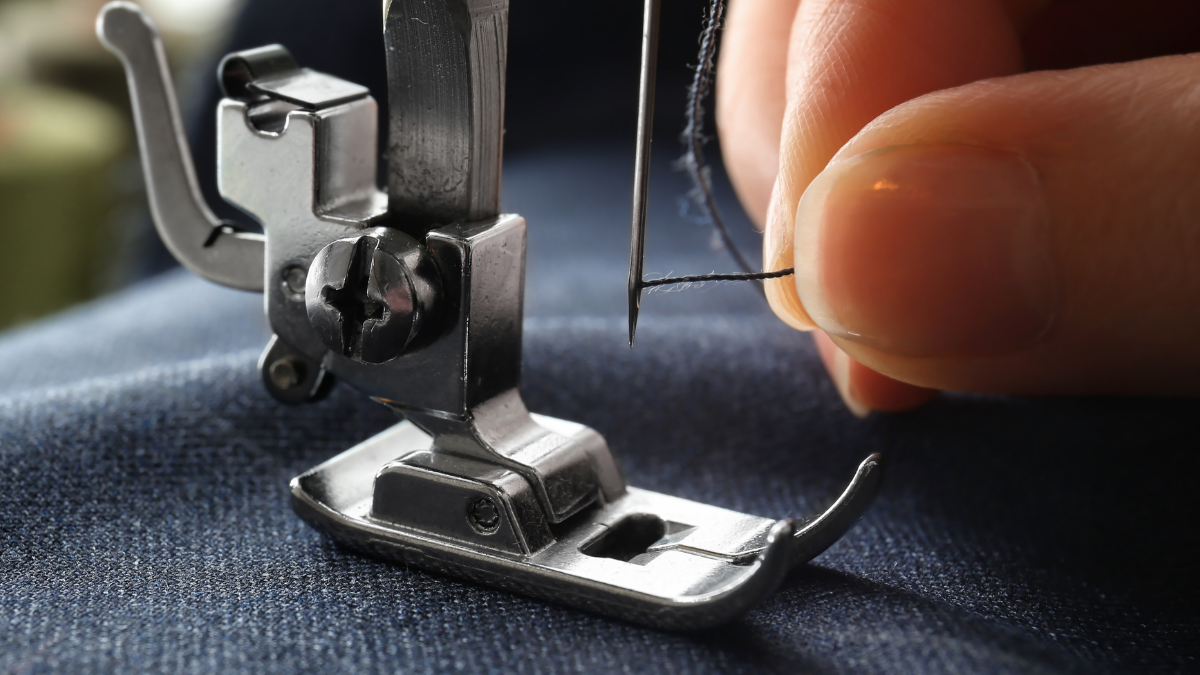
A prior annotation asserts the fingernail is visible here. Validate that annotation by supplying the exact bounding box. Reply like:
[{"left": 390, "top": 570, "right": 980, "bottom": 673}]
[{"left": 795, "top": 145, "right": 1057, "bottom": 357}]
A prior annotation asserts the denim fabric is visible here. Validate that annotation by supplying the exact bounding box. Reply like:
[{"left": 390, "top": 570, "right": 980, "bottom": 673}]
[{"left": 2, "top": 148, "right": 1198, "bottom": 674}]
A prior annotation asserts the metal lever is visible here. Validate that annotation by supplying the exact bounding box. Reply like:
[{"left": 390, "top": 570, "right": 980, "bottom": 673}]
[{"left": 97, "top": 2, "right": 264, "bottom": 291}]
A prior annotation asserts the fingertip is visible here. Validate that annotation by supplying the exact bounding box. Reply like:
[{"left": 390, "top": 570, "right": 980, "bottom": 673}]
[
  {"left": 765, "top": 271, "right": 817, "bottom": 332},
  {"left": 797, "top": 144, "right": 1057, "bottom": 359},
  {"left": 847, "top": 358, "right": 941, "bottom": 412},
  {"left": 814, "top": 331, "right": 939, "bottom": 415},
  {"left": 764, "top": 191, "right": 819, "bottom": 331},
  {"left": 814, "top": 331, "right": 870, "bottom": 417}
]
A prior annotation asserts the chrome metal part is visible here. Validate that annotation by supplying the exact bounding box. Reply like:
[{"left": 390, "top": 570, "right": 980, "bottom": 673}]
[
  {"left": 627, "top": 0, "right": 661, "bottom": 346},
  {"left": 384, "top": 0, "right": 508, "bottom": 233},
  {"left": 396, "top": 390, "right": 627, "bottom": 525},
  {"left": 306, "top": 228, "right": 441, "bottom": 365},
  {"left": 292, "top": 421, "right": 884, "bottom": 629},
  {"left": 215, "top": 81, "right": 389, "bottom": 368},
  {"left": 323, "top": 215, "right": 526, "bottom": 408},
  {"left": 100, "top": 1, "right": 884, "bottom": 629},
  {"left": 96, "top": 2, "right": 265, "bottom": 292},
  {"left": 258, "top": 335, "right": 334, "bottom": 405}
]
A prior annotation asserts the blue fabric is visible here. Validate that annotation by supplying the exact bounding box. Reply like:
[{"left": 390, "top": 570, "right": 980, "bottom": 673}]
[{"left": 3, "top": 148, "right": 1198, "bottom": 674}]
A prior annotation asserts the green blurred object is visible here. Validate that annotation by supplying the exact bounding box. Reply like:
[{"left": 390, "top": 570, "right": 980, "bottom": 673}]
[{"left": 0, "top": 83, "right": 127, "bottom": 329}]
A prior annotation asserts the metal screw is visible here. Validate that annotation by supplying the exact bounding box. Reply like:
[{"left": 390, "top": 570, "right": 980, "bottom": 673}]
[
  {"left": 467, "top": 496, "right": 501, "bottom": 534},
  {"left": 282, "top": 265, "right": 308, "bottom": 300},
  {"left": 305, "top": 229, "right": 429, "bottom": 365},
  {"left": 268, "top": 356, "right": 304, "bottom": 390}
]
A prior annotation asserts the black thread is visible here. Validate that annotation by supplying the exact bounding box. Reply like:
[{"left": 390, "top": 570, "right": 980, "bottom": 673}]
[
  {"left": 667, "top": 0, "right": 793, "bottom": 291},
  {"left": 643, "top": 268, "right": 795, "bottom": 288}
]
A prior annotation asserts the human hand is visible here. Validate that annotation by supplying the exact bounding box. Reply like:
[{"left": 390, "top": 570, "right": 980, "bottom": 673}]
[{"left": 716, "top": 0, "right": 1200, "bottom": 414}]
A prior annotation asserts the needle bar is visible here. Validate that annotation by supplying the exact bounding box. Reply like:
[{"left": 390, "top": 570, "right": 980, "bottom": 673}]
[{"left": 628, "top": 0, "right": 661, "bottom": 347}]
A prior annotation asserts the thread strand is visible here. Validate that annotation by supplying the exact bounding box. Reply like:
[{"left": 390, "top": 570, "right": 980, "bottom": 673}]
[{"left": 643, "top": 268, "right": 795, "bottom": 287}]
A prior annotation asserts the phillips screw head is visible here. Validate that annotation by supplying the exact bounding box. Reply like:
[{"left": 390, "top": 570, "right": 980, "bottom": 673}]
[{"left": 305, "top": 228, "right": 439, "bottom": 365}]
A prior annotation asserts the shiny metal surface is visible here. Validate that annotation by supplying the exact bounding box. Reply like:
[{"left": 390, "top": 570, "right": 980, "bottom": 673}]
[
  {"left": 257, "top": 334, "right": 334, "bottom": 405},
  {"left": 373, "top": 448, "right": 555, "bottom": 556},
  {"left": 305, "top": 228, "right": 441, "bottom": 365},
  {"left": 97, "top": 2, "right": 265, "bottom": 292},
  {"left": 291, "top": 420, "right": 884, "bottom": 629},
  {"left": 250, "top": 69, "right": 372, "bottom": 110},
  {"left": 384, "top": 0, "right": 508, "bottom": 233},
  {"left": 216, "top": 94, "right": 388, "bottom": 362},
  {"left": 398, "top": 390, "right": 627, "bottom": 525},
  {"left": 219, "top": 45, "right": 301, "bottom": 100},
  {"left": 627, "top": 0, "right": 661, "bottom": 346},
  {"left": 304, "top": 215, "right": 526, "bottom": 410},
  {"left": 100, "top": 2, "right": 884, "bottom": 628}
]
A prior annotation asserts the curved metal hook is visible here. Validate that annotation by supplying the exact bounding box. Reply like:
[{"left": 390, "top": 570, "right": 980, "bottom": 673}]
[
  {"left": 97, "top": 2, "right": 265, "bottom": 292},
  {"left": 789, "top": 453, "right": 884, "bottom": 566},
  {"left": 735, "top": 454, "right": 885, "bottom": 567}
]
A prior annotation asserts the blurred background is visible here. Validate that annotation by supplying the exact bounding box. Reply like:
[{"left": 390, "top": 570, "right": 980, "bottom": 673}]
[
  {"left": 0, "top": 0, "right": 720, "bottom": 330},
  {"left": 0, "top": 0, "right": 245, "bottom": 329}
]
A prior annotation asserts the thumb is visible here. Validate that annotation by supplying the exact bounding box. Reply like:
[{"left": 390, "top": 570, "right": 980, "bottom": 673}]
[{"left": 793, "top": 55, "right": 1200, "bottom": 395}]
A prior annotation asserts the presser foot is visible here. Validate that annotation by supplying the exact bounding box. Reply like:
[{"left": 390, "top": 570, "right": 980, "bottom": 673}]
[{"left": 290, "top": 419, "right": 883, "bottom": 630}]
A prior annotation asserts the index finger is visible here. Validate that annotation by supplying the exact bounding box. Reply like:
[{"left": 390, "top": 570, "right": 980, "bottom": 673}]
[{"left": 718, "top": 0, "right": 1032, "bottom": 329}]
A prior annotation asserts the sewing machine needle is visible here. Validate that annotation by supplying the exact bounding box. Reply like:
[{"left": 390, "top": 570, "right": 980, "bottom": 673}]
[{"left": 628, "top": 0, "right": 661, "bottom": 347}]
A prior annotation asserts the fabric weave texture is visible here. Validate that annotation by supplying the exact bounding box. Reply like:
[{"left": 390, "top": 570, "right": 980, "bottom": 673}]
[
  {"left": 2, "top": 149, "right": 1198, "bottom": 674},
  {"left": 4, "top": 0, "right": 1199, "bottom": 668}
]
